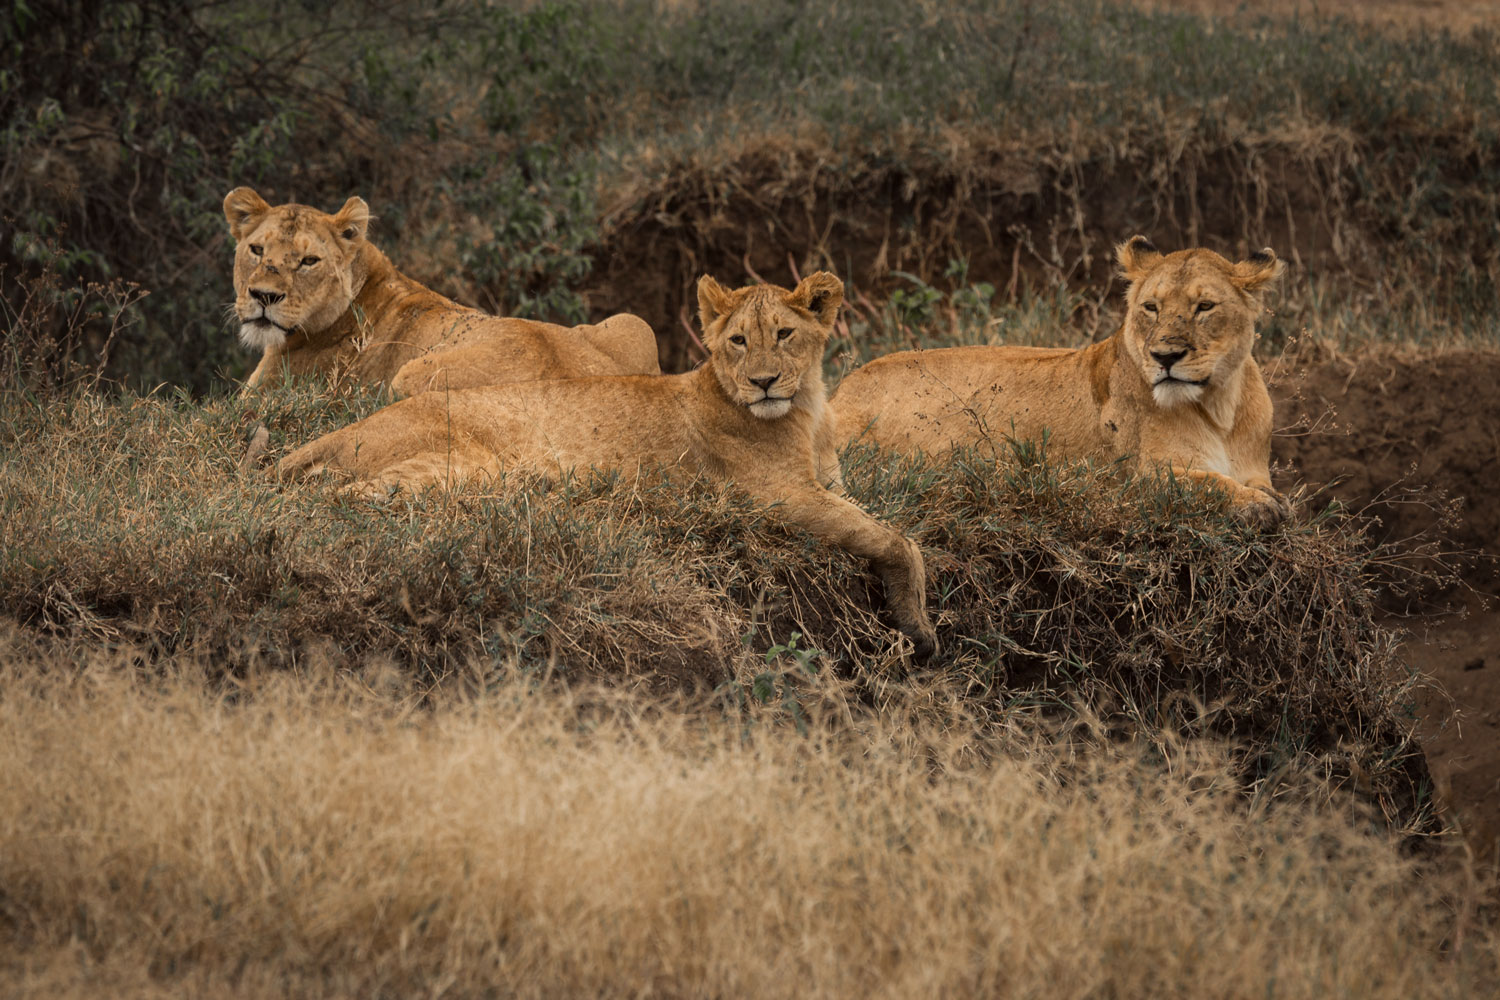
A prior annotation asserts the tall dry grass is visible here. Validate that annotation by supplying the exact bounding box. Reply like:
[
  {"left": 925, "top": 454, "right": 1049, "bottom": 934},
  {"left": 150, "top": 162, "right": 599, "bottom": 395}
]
[{"left": 0, "top": 649, "right": 1494, "bottom": 999}]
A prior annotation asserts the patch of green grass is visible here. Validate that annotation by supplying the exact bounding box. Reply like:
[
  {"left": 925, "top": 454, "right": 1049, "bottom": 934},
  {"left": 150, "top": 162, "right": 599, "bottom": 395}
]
[{"left": 461, "top": 0, "right": 1499, "bottom": 158}]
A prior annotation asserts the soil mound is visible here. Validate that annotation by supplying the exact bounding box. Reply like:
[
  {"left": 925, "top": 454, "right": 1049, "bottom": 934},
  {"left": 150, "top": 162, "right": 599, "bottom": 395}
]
[{"left": 0, "top": 385, "right": 1435, "bottom": 829}]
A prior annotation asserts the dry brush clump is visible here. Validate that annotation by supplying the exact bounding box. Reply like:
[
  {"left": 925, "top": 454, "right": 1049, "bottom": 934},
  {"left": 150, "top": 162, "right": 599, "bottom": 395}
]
[
  {"left": 0, "top": 653, "right": 1494, "bottom": 1000},
  {"left": 0, "top": 380, "right": 1437, "bottom": 826}
]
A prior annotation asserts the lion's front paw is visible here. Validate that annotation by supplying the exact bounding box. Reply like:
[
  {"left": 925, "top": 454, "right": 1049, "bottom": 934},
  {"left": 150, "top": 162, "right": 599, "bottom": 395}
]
[
  {"left": 341, "top": 479, "right": 399, "bottom": 502},
  {"left": 238, "top": 423, "right": 270, "bottom": 472},
  {"left": 1233, "top": 486, "right": 1292, "bottom": 530},
  {"left": 903, "top": 621, "right": 939, "bottom": 661}
]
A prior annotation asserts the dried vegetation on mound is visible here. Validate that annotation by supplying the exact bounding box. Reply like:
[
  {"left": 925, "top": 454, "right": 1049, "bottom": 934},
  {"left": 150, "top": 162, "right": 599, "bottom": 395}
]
[{"left": 0, "top": 381, "right": 1436, "bottom": 828}]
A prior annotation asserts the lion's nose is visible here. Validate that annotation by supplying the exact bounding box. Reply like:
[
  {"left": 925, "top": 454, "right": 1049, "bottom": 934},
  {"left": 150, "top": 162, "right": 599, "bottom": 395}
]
[
  {"left": 250, "top": 288, "right": 285, "bottom": 307},
  {"left": 750, "top": 376, "right": 778, "bottom": 392},
  {"left": 1151, "top": 349, "right": 1187, "bottom": 369}
]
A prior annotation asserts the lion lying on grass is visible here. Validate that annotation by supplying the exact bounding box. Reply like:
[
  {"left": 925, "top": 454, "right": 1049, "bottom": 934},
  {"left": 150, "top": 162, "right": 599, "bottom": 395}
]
[
  {"left": 279, "top": 272, "right": 938, "bottom": 658},
  {"left": 832, "top": 237, "right": 1292, "bottom": 526},
  {"left": 223, "top": 187, "right": 660, "bottom": 395}
]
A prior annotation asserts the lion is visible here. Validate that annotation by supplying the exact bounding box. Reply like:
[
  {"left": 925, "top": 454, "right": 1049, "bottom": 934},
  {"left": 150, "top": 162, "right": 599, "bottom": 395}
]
[
  {"left": 831, "top": 237, "right": 1292, "bottom": 526},
  {"left": 277, "top": 272, "right": 937, "bottom": 658},
  {"left": 223, "top": 186, "right": 660, "bottom": 395}
]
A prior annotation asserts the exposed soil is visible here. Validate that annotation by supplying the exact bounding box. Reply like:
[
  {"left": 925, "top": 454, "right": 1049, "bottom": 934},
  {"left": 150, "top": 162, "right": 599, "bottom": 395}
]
[
  {"left": 1269, "top": 347, "right": 1500, "bottom": 595},
  {"left": 1269, "top": 347, "right": 1500, "bottom": 858},
  {"left": 1408, "top": 595, "right": 1500, "bottom": 865}
]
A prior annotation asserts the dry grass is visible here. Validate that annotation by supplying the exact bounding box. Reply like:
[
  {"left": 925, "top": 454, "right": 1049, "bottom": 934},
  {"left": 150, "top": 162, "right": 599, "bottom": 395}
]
[
  {"left": 1134, "top": 0, "right": 1500, "bottom": 34},
  {"left": 0, "top": 650, "right": 1494, "bottom": 999}
]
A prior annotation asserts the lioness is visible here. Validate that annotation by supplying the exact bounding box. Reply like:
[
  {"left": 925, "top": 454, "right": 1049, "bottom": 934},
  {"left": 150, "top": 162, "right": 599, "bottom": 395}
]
[
  {"left": 832, "top": 237, "right": 1292, "bottom": 526},
  {"left": 279, "top": 272, "right": 937, "bottom": 657},
  {"left": 224, "top": 186, "right": 660, "bottom": 394}
]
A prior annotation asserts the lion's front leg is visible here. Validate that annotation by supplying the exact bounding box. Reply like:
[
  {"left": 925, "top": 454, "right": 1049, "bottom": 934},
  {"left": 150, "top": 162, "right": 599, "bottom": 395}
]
[
  {"left": 812, "top": 414, "right": 845, "bottom": 494},
  {"left": 240, "top": 348, "right": 283, "bottom": 396},
  {"left": 761, "top": 484, "right": 937, "bottom": 659},
  {"left": 277, "top": 395, "right": 494, "bottom": 493}
]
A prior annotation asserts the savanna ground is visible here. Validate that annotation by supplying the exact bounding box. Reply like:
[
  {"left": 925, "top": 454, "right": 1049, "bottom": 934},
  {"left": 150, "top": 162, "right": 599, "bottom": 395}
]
[{"left": 3, "top": 0, "right": 1500, "bottom": 995}]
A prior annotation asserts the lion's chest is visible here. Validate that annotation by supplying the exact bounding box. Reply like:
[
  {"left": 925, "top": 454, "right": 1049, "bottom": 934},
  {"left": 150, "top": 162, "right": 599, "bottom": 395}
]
[
  {"left": 1190, "top": 439, "right": 1233, "bottom": 478},
  {"left": 1128, "top": 406, "right": 1234, "bottom": 478}
]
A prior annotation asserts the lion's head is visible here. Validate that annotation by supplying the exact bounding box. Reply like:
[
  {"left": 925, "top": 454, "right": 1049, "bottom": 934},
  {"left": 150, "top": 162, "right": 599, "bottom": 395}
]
[
  {"left": 697, "top": 272, "right": 844, "bottom": 420},
  {"left": 223, "top": 187, "right": 372, "bottom": 352},
  {"left": 1116, "top": 236, "right": 1284, "bottom": 409}
]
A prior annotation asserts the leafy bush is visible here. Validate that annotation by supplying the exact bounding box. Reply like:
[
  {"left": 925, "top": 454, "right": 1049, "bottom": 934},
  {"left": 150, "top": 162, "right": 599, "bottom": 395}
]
[{"left": 0, "top": 1, "right": 605, "bottom": 391}]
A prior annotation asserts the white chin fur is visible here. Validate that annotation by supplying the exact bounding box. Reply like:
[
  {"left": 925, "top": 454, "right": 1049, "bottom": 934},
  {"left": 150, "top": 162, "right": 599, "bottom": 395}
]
[
  {"left": 749, "top": 398, "right": 793, "bottom": 420},
  {"left": 238, "top": 320, "right": 287, "bottom": 351},
  {"left": 1152, "top": 381, "right": 1206, "bottom": 407}
]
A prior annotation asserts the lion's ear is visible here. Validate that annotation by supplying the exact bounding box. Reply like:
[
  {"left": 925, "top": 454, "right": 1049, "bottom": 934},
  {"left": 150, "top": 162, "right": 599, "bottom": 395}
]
[
  {"left": 332, "top": 196, "right": 371, "bottom": 243},
  {"left": 1232, "top": 247, "right": 1285, "bottom": 296},
  {"left": 787, "top": 271, "right": 844, "bottom": 327},
  {"left": 223, "top": 187, "right": 272, "bottom": 242},
  {"left": 1115, "top": 235, "right": 1161, "bottom": 282},
  {"left": 697, "top": 274, "right": 734, "bottom": 333}
]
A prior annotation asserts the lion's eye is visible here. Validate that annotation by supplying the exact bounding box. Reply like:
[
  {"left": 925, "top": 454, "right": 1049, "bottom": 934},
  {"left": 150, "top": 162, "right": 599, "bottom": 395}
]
[
  {"left": 775, "top": 327, "right": 793, "bottom": 342},
  {"left": 301, "top": 256, "right": 321, "bottom": 267},
  {"left": 729, "top": 335, "right": 746, "bottom": 346},
  {"left": 1142, "top": 301, "right": 1158, "bottom": 313},
  {"left": 1195, "top": 301, "right": 1216, "bottom": 314},
  {"left": 249, "top": 245, "right": 263, "bottom": 257}
]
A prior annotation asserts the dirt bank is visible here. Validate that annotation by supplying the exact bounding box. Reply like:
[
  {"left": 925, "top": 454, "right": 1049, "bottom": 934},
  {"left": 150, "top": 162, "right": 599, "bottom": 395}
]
[
  {"left": 591, "top": 140, "right": 1374, "bottom": 372},
  {"left": 1409, "top": 595, "right": 1500, "bottom": 865},
  {"left": 1269, "top": 347, "right": 1500, "bottom": 595},
  {"left": 1269, "top": 345, "right": 1500, "bottom": 860}
]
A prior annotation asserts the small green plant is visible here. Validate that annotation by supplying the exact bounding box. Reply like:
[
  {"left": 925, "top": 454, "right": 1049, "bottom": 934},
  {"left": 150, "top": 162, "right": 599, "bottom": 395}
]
[
  {"left": 871, "top": 262, "right": 1001, "bottom": 349},
  {"left": 885, "top": 272, "right": 944, "bottom": 336},
  {"left": 944, "top": 258, "right": 997, "bottom": 333},
  {"left": 762, "top": 631, "right": 823, "bottom": 677},
  {"left": 446, "top": 145, "right": 598, "bottom": 324},
  {"left": 741, "top": 632, "right": 826, "bottom": 735}
]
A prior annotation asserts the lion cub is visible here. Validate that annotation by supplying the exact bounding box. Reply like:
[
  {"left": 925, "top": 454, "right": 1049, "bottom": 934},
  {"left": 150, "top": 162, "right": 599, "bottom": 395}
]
[
  {"left": 279, "top": 273, "right": 937, "bottom": 658},
  {"left": 224, "top": 186, "right": 660, "bottom": 395},
  {"left": 832, "top": 238, "right": 1292, "bottom": 527}
]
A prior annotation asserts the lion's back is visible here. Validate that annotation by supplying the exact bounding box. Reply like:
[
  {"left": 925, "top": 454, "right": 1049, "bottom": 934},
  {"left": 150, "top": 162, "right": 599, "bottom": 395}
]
[{"left": 833, "top": 345, "right": 1104, "bottom": 457}]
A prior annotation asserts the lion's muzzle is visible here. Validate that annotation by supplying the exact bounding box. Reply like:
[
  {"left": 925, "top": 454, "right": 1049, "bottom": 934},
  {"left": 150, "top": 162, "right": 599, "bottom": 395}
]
[
  {"left": 748, "top": 396, "right": 793, "bottom": 420},
  {"left": 238, "top": 314, "right": 289, "bottom": 351}
]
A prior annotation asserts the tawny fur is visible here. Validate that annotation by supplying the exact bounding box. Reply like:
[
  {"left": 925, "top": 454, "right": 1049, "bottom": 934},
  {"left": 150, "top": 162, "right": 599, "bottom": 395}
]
[
  {"left": 831, "top": 238, "right": 1293, "bottom": 527},
  {"left": 223, "top": 186, "right": 660, "bottom": 395},
  {"left": 279, "top": 273, "right": 937, "bottom": 657}
]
